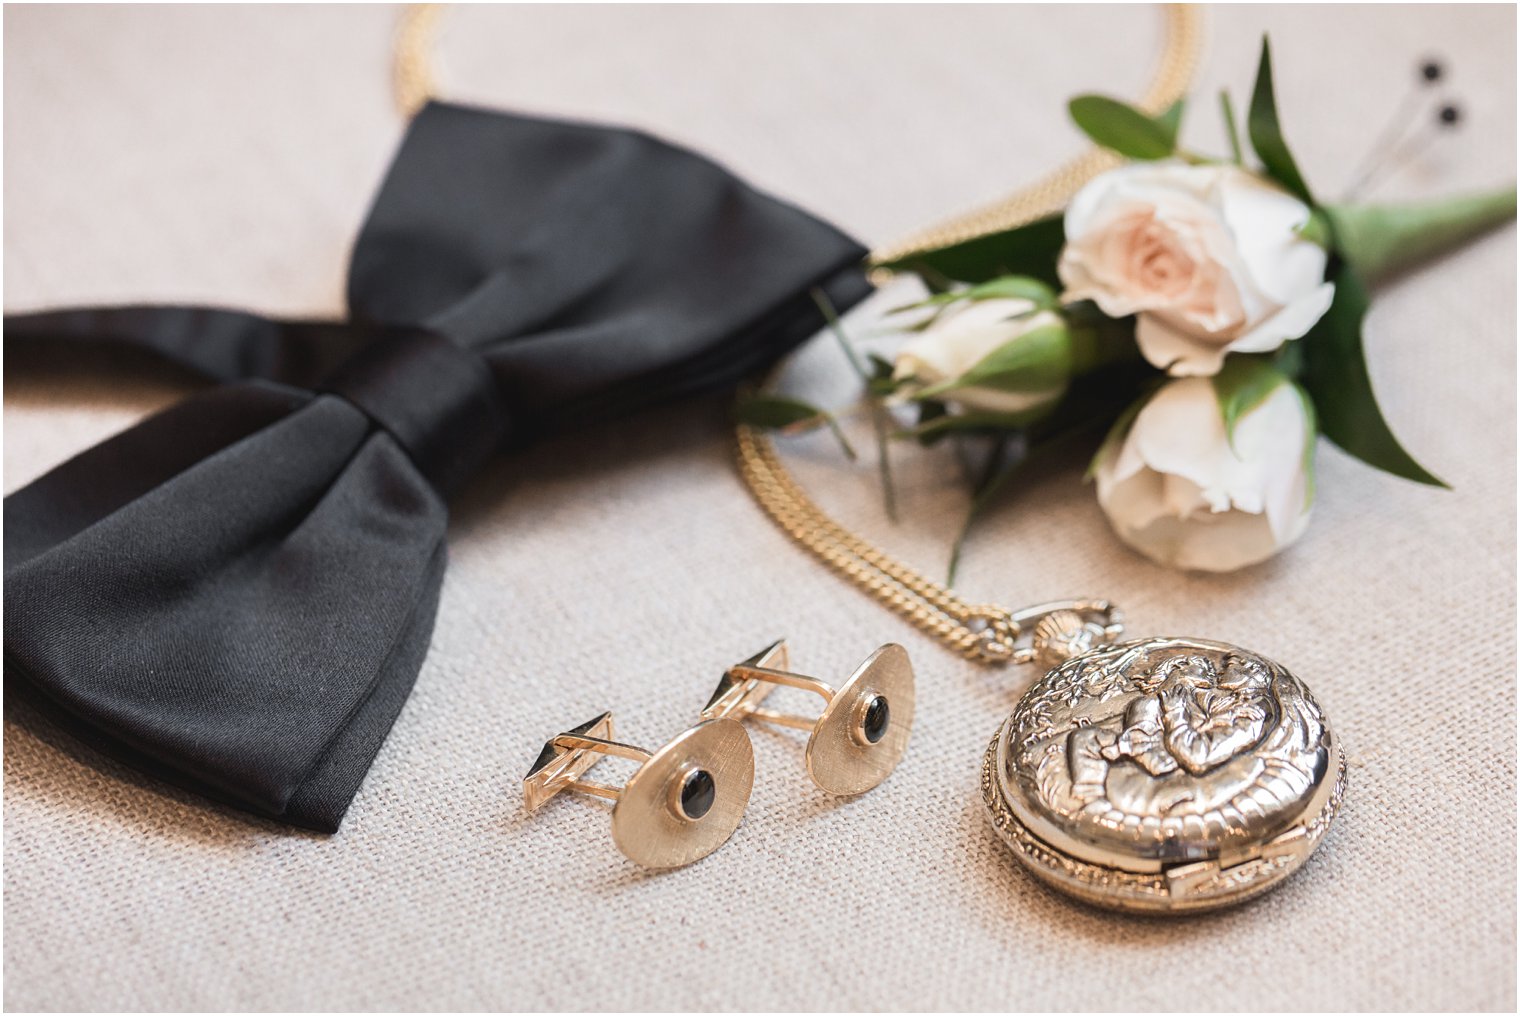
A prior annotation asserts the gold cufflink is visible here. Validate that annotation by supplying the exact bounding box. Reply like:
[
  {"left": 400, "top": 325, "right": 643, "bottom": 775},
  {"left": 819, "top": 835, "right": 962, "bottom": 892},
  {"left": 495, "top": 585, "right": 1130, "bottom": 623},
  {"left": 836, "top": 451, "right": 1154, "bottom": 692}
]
[
  {"left": 701, "top": 639, "right": 915, "bottom": 796},
  {"left": 522, "top": 711, "right": 754, "bottom": 869}
]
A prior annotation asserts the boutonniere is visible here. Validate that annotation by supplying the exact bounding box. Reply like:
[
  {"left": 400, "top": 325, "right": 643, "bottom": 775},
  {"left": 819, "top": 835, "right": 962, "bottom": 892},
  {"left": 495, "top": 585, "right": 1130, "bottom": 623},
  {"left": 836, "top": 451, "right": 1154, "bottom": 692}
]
[{"left": 742, "top": 38, "right": 1515, "bottom": 575}]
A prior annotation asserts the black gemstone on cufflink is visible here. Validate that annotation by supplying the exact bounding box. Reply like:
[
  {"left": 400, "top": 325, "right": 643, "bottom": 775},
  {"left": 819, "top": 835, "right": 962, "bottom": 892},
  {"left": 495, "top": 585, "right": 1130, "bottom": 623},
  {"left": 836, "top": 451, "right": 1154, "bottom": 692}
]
[
  {"left": 678, "top": 768, "right": 716, "bottom": 820},
  {"left": 861, "top": 695, "right": 890, "bottom": 744}
]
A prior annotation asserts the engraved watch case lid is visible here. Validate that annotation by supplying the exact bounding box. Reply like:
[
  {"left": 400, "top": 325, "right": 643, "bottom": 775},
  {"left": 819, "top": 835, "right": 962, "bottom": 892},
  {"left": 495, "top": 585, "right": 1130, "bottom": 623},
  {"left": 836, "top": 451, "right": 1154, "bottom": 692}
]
[{"left": 983, "top": 637, "right": 1345, "bottom": 913}]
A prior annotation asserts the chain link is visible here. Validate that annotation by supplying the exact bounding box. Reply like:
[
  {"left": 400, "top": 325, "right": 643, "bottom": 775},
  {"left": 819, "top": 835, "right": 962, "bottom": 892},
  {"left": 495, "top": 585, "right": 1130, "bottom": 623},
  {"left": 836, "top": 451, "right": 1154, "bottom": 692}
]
[{"left": 391, "top": 4, "right": 1201, "bottom": 665}]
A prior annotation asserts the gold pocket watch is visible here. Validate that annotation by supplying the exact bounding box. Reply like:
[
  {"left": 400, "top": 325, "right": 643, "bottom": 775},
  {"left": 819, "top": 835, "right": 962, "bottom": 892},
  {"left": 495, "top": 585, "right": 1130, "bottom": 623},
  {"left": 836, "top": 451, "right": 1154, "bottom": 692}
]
[{"left": 980, "top": 601, "right": 1345, "bottom": 913}]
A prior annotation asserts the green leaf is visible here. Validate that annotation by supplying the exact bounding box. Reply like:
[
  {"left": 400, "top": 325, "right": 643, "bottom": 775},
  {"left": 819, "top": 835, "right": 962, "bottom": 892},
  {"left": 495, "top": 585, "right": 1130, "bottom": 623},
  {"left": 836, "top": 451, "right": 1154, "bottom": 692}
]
[
  {"left": 1219, "top": 90, "right": 1244, "bottom": 164},
  {"left": 1211, "top": 355, "right": 1290, "bottom": 445},
  {"left": 899, "top": 408, "right": 1052, "bottom": 442},
  {"left": 912, "top": 322, "right": 1072, "bottom": 400},
  {"left": 866, "top": 353, "right": 898, "bottom": 397},
  {"left": 1064, "top": 304, "right": 1145, "bottom": 375},
  {"left": 911, "top": 399, "right": 951, "bottom": 445},
  {"left": 883, "top": 309, "right": 942, "bottom": 334},
  {"left": 1157, "top": 98, "right": 1186, "bottom": 142},
  {"left": 1298, "top": 265, "right": 1446, "bottom": 487},
  {"left": 1069, "top": 95, "right": 1177, "bottom": 160},
  {"left": 734, "top": 394, "right": 826, "bottom": 430},
  {"left": 873, "top": 215, "right": 1065, "bottom": 287},
  {"left": 733, "top": 394, "right": 857, "bottom": 461},
  {"left": 1273, "top": 335, "right": 1307, "bottom": 379},
  {"left": 1296, "top": 207, "right": 1332, "bottom": 249},
  {"left": 910, "top": 275, "right": 1058, "bottom": 310},
  {"left": 1323, "top": 187, "right": 1517, "bottom": 285},
  {"left": 1247, "top": 37, "right": 1313, "bottom": 204}
]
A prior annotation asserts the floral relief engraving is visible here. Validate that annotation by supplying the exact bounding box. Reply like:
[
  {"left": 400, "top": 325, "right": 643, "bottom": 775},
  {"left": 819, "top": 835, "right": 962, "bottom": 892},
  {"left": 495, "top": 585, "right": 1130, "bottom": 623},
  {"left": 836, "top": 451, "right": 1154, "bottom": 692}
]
[{"left": 983, "top": 637, "right": 1345, "bottom": 912}]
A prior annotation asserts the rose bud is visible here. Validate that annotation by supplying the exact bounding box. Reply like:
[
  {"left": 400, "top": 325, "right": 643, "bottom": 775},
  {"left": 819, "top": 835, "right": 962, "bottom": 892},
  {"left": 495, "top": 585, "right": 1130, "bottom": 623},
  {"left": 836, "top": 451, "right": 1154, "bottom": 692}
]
[
  {"left": 893, "top": 296, "right": 1071, "bottom": 420},
  {"left": 1091, "top": 373, "right": 1315, "bottom": 571}
]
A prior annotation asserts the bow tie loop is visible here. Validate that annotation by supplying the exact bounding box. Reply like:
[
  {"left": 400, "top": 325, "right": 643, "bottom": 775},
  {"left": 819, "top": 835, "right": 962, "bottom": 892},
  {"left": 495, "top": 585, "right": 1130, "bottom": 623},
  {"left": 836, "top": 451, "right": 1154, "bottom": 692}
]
[{"left": 321, "top": 328, "right": 510, "bottom": 494}]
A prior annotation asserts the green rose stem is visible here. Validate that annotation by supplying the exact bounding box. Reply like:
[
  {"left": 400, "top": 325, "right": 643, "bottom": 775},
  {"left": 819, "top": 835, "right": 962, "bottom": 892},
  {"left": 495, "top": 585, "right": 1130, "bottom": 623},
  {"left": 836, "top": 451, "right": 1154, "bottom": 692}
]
[
  {"left": 812, "top": 287, "right": 900, "bottom": 522},
  {"left": 1324, "top": 186, "right": 1517, "bottom": 285},
  {"left": 1066, "top": 305, "right": 1146, "bottom": 375}
]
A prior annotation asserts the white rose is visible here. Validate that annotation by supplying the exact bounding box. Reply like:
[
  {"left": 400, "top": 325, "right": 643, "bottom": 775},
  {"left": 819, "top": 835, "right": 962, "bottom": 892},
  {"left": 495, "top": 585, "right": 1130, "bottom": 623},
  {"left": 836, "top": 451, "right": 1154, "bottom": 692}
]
[
  {"left": 1092, "top": 376, "right": 1314, "bottom": 572},
  {"left": 892, "top": 297, "right": 1069, "bottom": 418},
  {"left": 1058, "top": 162, "right": 1335, "bottom": 377}
]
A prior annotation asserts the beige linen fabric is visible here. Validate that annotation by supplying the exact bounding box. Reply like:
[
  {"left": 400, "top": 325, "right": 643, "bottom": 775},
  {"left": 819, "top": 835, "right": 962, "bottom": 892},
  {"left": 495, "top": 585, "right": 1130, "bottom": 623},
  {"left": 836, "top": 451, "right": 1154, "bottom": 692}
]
[{"left": 4, "top": 5, "right": 1515, "bottom": 1011}]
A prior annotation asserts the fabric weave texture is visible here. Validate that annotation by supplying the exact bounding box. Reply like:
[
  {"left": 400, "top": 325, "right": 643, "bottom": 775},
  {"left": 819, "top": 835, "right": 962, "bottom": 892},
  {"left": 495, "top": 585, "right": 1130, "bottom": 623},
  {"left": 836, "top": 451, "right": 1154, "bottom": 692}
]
[{"left": 4, "top": 5, "right": 1514, "bottom": 1011}]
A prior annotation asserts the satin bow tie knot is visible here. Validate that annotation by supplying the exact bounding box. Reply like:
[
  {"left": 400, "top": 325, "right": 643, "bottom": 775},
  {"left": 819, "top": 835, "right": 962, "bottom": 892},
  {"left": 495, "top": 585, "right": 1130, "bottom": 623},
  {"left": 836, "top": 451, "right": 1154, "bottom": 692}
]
[{"left": 321, "top": 328, "right": 509, "bottom": 494}]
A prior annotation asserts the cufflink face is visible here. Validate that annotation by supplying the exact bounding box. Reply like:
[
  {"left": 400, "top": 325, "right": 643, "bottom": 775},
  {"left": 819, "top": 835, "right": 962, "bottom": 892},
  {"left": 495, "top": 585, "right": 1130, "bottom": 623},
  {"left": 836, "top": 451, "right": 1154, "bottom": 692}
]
[
  {"left": 611, "top": 718, "right": 754, "bottom": 869},
  {"left": 804, "top": 643, "right": 915, "bottom": 796},
  {"left": 704, "top": 639, "right": 916, "bottom": 797},
  {"left": 523, "top": 713, "right": 754, "bottom": 869}
]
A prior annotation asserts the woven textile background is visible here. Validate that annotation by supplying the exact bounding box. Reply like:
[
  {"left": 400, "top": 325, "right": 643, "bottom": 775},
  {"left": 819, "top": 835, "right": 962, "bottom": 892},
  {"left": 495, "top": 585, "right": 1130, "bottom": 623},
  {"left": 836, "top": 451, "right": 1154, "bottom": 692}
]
[{"left": 4, "top": 5, "right": 1515, "bottom": 1011}]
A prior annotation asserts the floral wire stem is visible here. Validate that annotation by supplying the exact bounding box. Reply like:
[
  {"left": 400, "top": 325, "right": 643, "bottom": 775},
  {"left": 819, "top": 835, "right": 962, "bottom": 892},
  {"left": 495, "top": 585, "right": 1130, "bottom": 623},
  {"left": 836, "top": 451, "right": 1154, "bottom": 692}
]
[
  {"left": 1341, "top": 58, "right": 1455, "bottom": 201},
  {"left": 949, "top": 433, "right": 1020, "bottom": 584},
  {"left": 810, "top": 287, "right": 900, "bottom": 523},
  {"left": 1353, "top": 102, "right": 1465, "bottom": 200}
]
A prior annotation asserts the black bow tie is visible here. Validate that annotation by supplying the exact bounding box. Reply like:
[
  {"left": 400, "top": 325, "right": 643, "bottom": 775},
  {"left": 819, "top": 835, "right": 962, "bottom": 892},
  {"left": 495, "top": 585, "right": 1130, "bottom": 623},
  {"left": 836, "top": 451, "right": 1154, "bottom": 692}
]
[{"left": 4, "top": 101, "right": 870, "bottom": 832}]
